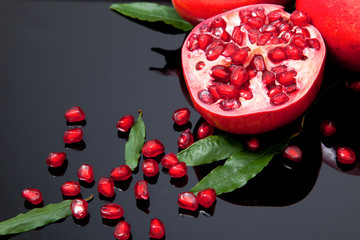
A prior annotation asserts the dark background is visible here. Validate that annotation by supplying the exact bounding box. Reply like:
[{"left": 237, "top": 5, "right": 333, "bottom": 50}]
[{"left": 0, "top": 0, "right": 360, "bottom": 239}]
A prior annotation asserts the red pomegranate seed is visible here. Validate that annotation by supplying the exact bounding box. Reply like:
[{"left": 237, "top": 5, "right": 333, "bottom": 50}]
[
  {"left": 208, "top": 85, "right": 221, "bottom": 100},
  {"left": 198, "top": 33, "right": 213, "bottom": 50},
  {"left": 100, "top": 203, "right": 124, "bottom": 219},
  {"left": 172, "top": 108, "right": 191, "bottom": 125},
  {"left": 219, "top": 99, "right": 241, "bottom": 111},
  {"left": 278, "top": 22, "right": 292, "bottom": 32},
  {"left": 64, "top": 106, "right": 85, "bottom": 123},
  {"left": 260, "top": 24, "right": 278, "bottom": 33},
  {"left": 270, "top": 92, "right": 289, "bottom": 106},
  {"left": 291, "top": 34, "right": 307, "bottom": 49},
  {"left": 285, "top": 44, "right": 303, "bottom": 60},
  {"left": 277, "top": 70, "right": 297, "bottom": 86},
  {"left": 239, "top": 87, "right": 253, "bottom": 100},
  {"left": 97, "top": 177, "right": 115, "bottom": 198},
  {"left": 110, "top": 165, "right": 132, "bottom": 181},
  {"left": 294, "top": 27, "right": 310, "bottom": 38},
  {"left": 320, "top": 120, "right": 337, "bottom": 137},
  {"left": 248, "top": 17, "right": 264, "bottom": 29},
  {"left": 250, "top": 55, "right": 266, "bottom": 72},
  {"left": 211, "top": 17, "right": 226, "bottom": 28},
  {"left": 198, "top": 89, "right": 215, "bottom": 104},
  {"left": 186, "top": 34, "right": 198, "bottom": 51},
  {"left": 142, "top": 159, "right": 159, "bottom": 177},
  {"left": 21, "top": 188, "right": 43, "bottom": 205},
  {"left": 230, "top": 66, "right": 248, "bottom": 87},
  {"left": 46, "top": 152, "right": 66, "bottom": 168},
  {"left": 210, "top": 65, "right": 231, "bottom": 83},
  {"left": 268, "top": 47, "right": 287, "bottom": 63},
  {"left": 71, "top": 198, "right": 88, "bottom": 219},
  {"left": 283, "top": 145, "right": 302, "bottom": 162},
  {"left": 267, "top": 85, "right": 284, "bottom": 98},
  {"left": 222, "top": 43, "right": 240, "bottom": 57},
  {"left": 231, "top": 26, "right": 244, "bottom": 45},
  {"left": 114, "top": 221, "right": 131, "bottom": 240},
  {"left": 149, "top": 218, "right": 165, "bottom": 239},
  {"left": 197, "top": 188, "right": 216, "bottom": 208},
  {"left": 271, "top": 64, "right": 287, "bottom": 75},
  {"left": 267, "top": 10, "right": 282, "bottom": 23},
  {"left": 142, "top": 139, "right": 165, "bottom": 158},
  {"left": 195, "top": 61, "right": 205, "bottom": 70},
  {"left": 262, "top": 71, "right": 276, "bottom": 88},
  {"left": 307, "top": 39, "right": 321, "bottom": 50},
  {"left": 290, "top": 10, "right": 310, "bottom": 27},
  {"left": 285, "top": 83, "right": 298, "bottom": 94},
  {"left": 231, "top": 47, "right": 250, "bottom": 65},
  {"left": 247, "top": 29, "right": 259, "bottom": 44},
  {"left": 206, "top": 44, "right": 224, "bottom": 61},
  {"left": 161, "top": 153, "right": 179, "bottom": 169},
  {"left": 178, "top": 192, "right": 198, "bottom": 211},
  {"left": 177, "top": 129, "right": 194, "bottom": 149},
  {"left": 197, "top": 121, "right": 214, "bottom": 140},
  {"left": 246, "top": 136, "right": 260, "bottom": 151},
  {"left": 63, "top": 128, "right": 83, "bottom": 144},
  {"left": 116, "top": 115, "right": 134, "bottom": 132},
  {"left": 169, "top": 162, "right": 187, "bottom": 178},
  {"left": 134, "top": 180, "right": 149, "bottom": 200},
  {"left": 61, "top": 181, "right": 81, "bottom": 196},
  {"left": 77, "top": 164, "right": 94, "bottom": 183},
  {"left": 257, "top": 32, "right": 273, "bottom": 45},
  {"left": 336, "top": 147, "right": 356, "bottom": 164},
  {"left": 217, "top": 84, "right": 239, "bottom": 99}
]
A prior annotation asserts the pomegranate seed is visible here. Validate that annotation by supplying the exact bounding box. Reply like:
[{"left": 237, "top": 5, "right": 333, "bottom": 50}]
[
  {"left": 64, "top": 106, "right": 85, "bottom": 123},
  {"left": 177, "top": 129, "right": 194, "bottom": 149},
  {"left": 161, "top": 153, "right": 179, "bottom": 169},
  {"left": 285, "top": 44, "right": 303, "bottom": 60},
  {"left": 178, "top": 192, "right": 198, "bottom": 211},
  {"left": 268, "top": 47, "right": 287, "bottom": 63},
  {"left": 257, "top": 32, "right": 273, "bottom": 45},
  {"left": 21, "top": 188, "right": 43, "bottom": 205},
  {"left": 71, "top": 198, "right": 88, "bottom": 219},
  {"left": 222, "top": 43, "right": 240, "bottom": 57},
  {"left": 172, "top": 108, "right": 191, "bottom": 125},
  {"left": 149, "top": 218, "right": 166, "bottom": 239},
  {"left": 208, "top": 85, "right": 221, "bottom": 100},
  {"left": 197, "top": 121, "right": 214, "bottom": 139},
  {"left": 110, "top": 165, "right": 132, "bottom": 181},
  {"left": 290, "top": 10, "right": 310, "bottom": 27},
  {"left": 307, "top": 39, "right": 321, "bottom": 50},
  {"left": 248, "top": 17, "right": 264, "bottom": 29},
  {"left": 63, "top": 128, "right": 83, "bottom": 144},
  {"left": 291, "top": 34, "right": 307, "bottom": 49},
  {"left": 347, "top": 80, "right": 360, "bottom": 93},
  {"left": 294, "top": 27, "right": 310, "bottom": 38},
  {"left": 142, "top": 159, "right": 159, "bottom": 177},
  {"left": 250, "top": 55, "right": 266, "bottom": 72},
  {"left": 267, "top": 85, "right": 284, "bottom": 98},
  {"left": 77, "top": 164, "right": 94, "bottom": 183},
  {"left": 283, "top": 145, "right": 302, "bottom": 162},
  {"left": 61, "top": 181, "right": 81, "bottom": 196},
  {"left": 267, "top": 10, "right": 282, "bottom": 23},
  {"left": 231, "top": 26, "right": 244, "bottom": 45},
  {"left": 262, "top": 71, "right": 276, "bottom": 88},
  {"left": 239, "top": 87, "right": 253, "bottom": 100},
  {"left": 230, "top": 66, "right": 248, "bottom": 87},
  {"left": 198, "top": 34, "right": 213, "bottom": 50},
  {"left": 116, "top": 115, "right": 134, "bottom": 132},
  {"left": 186, "top": 34, "right": 198, "bottom": 51},
  {"left": 206, "top": 44, "right": 224, "bottom": 61},
  {"left": 260, "top": 24, "right": 278, "bottom": 33},
  {"left": 320, "top": 120, "right": 337, "bottom": 137},
  {"left": 219, "top": 99, "right": 241, "bottom": 111},
  {"left": 270, "top": 92, "right": 289, "bottom": 106},
  {"left": 247, "top": 29, "right": 259, "bottom": 44},
  {"left": 169, "top": 162, "right": 187, "bottom": 178},
  {"left": 46, "top": 152, "right": 66, "bottom": 168},
  {"left": 197, "top": 188, "right": 216, "bottom": 208},
  {"left": 210, "top": 65, "right": 231, "bottom": 83},
  {"left": 278, "top": 22, "right": 292, "bottom": 32},
  {"left": 246, "top": 136, "right": 260, "bottom": 151},
  {"left": 285, "top": 83, "right": 298, "bottom": 94},
  {"left": 277, "top": 70, "right": 297, "bottom": 86},
  {"left": 198, "top": 89, "right": 215, "bottom": 104},
  {"left": 217, "top": 84, "right": 239, "bottom": 99},
  {"left": 97, "top": 177, "right": 114, "bottom": 198},
  {"left": 246, "top": 65, "right": 257, "bottom": 78},
  {"left": 195, "top": 61, "right": 205, "bottom": 70},
  {"left": 336, "top": 147, "right": 356, "bottom": 164},
  {"left": 134, "top": 180, "right": 149, "bottom": 200},
  {"left": 142, "top": 139, "right": 165, "bottom": 158},
  {"left": 100, "top": 203, "right": 124, "bottom": 219},
  {"left": 231, "top": 47, "right": 250, "bottom": 64},
  {"left": 211, "top": 17, "right": 226, "bottom": 29},
  {"left": 114, "top": 221, "right": 131, "bottom": 240}
]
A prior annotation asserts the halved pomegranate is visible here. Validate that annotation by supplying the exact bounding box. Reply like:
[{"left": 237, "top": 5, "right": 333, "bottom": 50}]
[{"left": 181, "top": 4, "right": 325, "bottom": 134}]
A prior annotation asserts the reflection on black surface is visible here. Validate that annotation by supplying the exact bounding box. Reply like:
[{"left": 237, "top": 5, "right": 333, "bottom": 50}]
[
  {"left": 48, "top": 159, "right": 68, "bottom": 177},
  {"left": 65, "top": 140, "right": 86, "bottom": 151},
  {"left": 114, "top": 177, "right": 132, "bottom": 191},
  {"left": 144, "top": 173, "right": 159, "bottom": 185},
  {"left": 79, "top": 179, "right": 95, "bottom": 188},
  {"left": 170, "top": 175, "right": 188, "bottom": 188},
  {"left": 102, "top": 216, "right": 124, "bottom": 227},
  {"left": 136, "top": 199, "right": 150, "bottom": 214},
  {"left": 199, "top": 201, "right": 217, "bottom": 217},
  {"left": 173, "top": 122, "right": 192, "bottom": 132},
  {"left": 178, "top": 207, "right": 199, "bottom": 218},
  {"left": 98, "top": 193, "right": 116, "bottom": 202},
  {"left": 117, "top": 130, "right": 130, "bottom": 140},
  {"left": 66, "top": 120, "right": 86, "bottom": 127},
  {"left": 72, "top": 213, "right": 90, "bottom": 227},
  {"left": 24, "top": 200, "right": 44, "bottom": 210},
  {"left": 62, "top": 193, "right": 83, "bottom": 201}
]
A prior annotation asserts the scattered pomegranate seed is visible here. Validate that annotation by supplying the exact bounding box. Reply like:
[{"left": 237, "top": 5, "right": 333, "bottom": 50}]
[
  {"left": 283, "top": 145, "right": 303, "bottom": 162},
  {"left": 100, "top": 203, "right": 124, "bottom": 219},
  {"left": 320, "top": 120, "right": 337, "bottom": 137},
  {"left": 142, "top": 159, "right": 159, "bottom": 177},
  {"left": 178, "top": 192, "right": 199, "bottom": 211},
  {"left": 177, "top": 129, "right": 194, "bottom": 149},
  {"left": 134, "top": 180, "right": 149, "bottom": 200},
  {"left": 63, "top": 128, "right": 83, "bottom": 144},
  {"left": 64, "top": 106, "right": 85, "bottom": 123},
  {"left": 46, "top": 152, "right": 66, "bottom": 168},
  {"left": 161, "top": 153, "right": 179, "bottom": 169},
  {"left": 116, "top": 115, "right": 134, "bottom": 132},
  {"left": 142, "top": 139, "right": 165, "bottom": 158},
  {"left": 197, "top": 188, "right": 217, "bottom": 208},
  {"left": 149, "top": 218, "right": 166, "bottom": 239},
  {"left": 197, "top": 121, "right": 214, "bottom": 140},
  {"left": 71, "top": 198, "right": 88, "bottom": 219},
  {"left": 97, "top": 177, "right": 115, "bottom": 198},
  {"left": 246, "top": 136, "right": 260, "bottom": 151},
  {"left": 21, "top": 188, "right": 43, "bottom": 205},
  {"left": 110, "top": 165, "right": 132, "bottom": 181},
  {"left": 114, "top": 221, "right": 131, "bottom": 240},
  {"left": 347, "top": 80, "right": 360, "bottom": 93},
  {"left": 61, "top": 181, "right": 81, "bottom": 196},
  {"left": 77, "top": 164, "right": 94, "bottom": 183},
  {"left": 172, "top": 108, "right": 191, "bottom": 125},
  {"left": 336, "top": 147, "right": 356, "bottom": 164},
  {"left": 169, "top": 162, "right": 187, "bottom": 178}
]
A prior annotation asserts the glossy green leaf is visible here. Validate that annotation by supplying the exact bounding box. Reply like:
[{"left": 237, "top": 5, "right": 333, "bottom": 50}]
[
  {"left": 177, "top": 135, "right": 245, "bottom": 166},
  {"left": 0, "top": 200, "right": 72, "bottom": 235},
  {"left": 110, "top": 2, "right": 193, "bottom": 32},
  {"left": 125, "top": 110, "right": 146, "bottom": 170},
  {"left": 190, "top": 138, "right": 289, "bottom": 195}
]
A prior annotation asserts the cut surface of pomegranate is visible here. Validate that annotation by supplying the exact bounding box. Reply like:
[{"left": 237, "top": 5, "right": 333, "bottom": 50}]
[{"left": 182, "top": 4, "right": 325, "bottom": 134}]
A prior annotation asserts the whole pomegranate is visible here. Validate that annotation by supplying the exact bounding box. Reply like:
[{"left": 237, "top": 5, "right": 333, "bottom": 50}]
[
  {"left": 296, "top": 0, "right": 360, "bottom": 72},
  {"left": 172, "top": 0, "right": 293, "bottom": 26},
  {"left": 182, "top": 4, "right": 326, "bottom": 134}
]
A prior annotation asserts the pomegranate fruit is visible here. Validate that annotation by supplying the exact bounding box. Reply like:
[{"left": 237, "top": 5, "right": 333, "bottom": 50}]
[
  {"left": 296, "top": 0, "right": 360, "bottom": 71},
  {"left": 172, "top": 0, "right": 292, "bottom": 26},
  {"left": 181, "top": 4, "right": 325, "bottom": 134}
]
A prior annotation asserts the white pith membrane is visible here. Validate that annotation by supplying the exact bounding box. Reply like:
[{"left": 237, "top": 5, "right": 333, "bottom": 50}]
[{"left": 182, "top": 4, "right": 326, "bottom": 117}]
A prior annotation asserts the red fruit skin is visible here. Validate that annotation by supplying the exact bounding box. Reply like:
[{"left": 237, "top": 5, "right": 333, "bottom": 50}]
[
  {"left": 178, "top": 192, "right": 199, "bottom": 211},
  {"left": 172, "top": 0, "right": 292, "bottom": 25},
  {"left": 296, "top": 0, "right": 360, "bottom": 72},
  {"left": 97, "top": 177, "right": 115, "bottom": 198},
  {"left": 61, "top": 181, "right": 81, "bottom": 196},
  {"left": 114, "top": 221, "right": 131, "bottom": 240},
  {"left": 149, "top": 218, "right": 166, "bottom": 239},
  {"left": 161, "top": 153, "right": 179, "bottom": 169},
  {"left": 64, "top": 106, "right": 85, "bottom": 123},
  {"left": 169, "top": 162, "right": 187, "bottom": 178},
  {"left": 63, "top": 128, "right": 83, "bottom": 144},
  {"left": 110, "top": 165, "right": 132, "bottom": 181},
  {"left": 71, "top": 199, "right": 88, "bottom": 219},
  {"left": 197, "top": 188, "right": 217, "bottom": 208},
  {"left": 142, "top": 139, "right": 165, "bottom": 158},
  {"left": 46, "top": 152, "right": 66, "bottom": 168},
  {"left": 142, "top": 159, "right": 159, "bottom": 177},
  {"left": 21, "top": 188, "right": 43, "bottom": 205},
  {"left": 100, "top": 203, "right": 124, "bottom": 219},
  {"left": 134, "top": 180, "right": 149, "bottom": 200},
  {"left": 116, "top": 115, "right": 134, "bottom": 132},
  {"left": 77, "top": 164, "right": 94, "bottom": 183}
]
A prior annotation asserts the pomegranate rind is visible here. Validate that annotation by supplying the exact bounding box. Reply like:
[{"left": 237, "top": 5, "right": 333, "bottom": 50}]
[{"left": 181, "top": 4, "right": 326, "bottom": 134}]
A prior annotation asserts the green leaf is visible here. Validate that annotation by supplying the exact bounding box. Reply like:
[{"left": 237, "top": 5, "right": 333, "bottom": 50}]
[
  {"left": 125, "top": 110, "right": 146, "bottom": 170},
  {"left": 110, "top": 2, "right": 194, "bottom": 32},
  {"left": 190, "top": 138, "right": 289, "bottom": 195},
  {"left": 0, "top": 200, "right": 72, "bottom": 235},
  {"left": 177, "top": 135, "right": 245, "bottom": 166}
]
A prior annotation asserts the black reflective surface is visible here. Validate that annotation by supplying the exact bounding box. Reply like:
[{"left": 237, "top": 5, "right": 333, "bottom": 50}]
[{"left": 1, "top": 1, "right": 360, "bottom": 239}]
